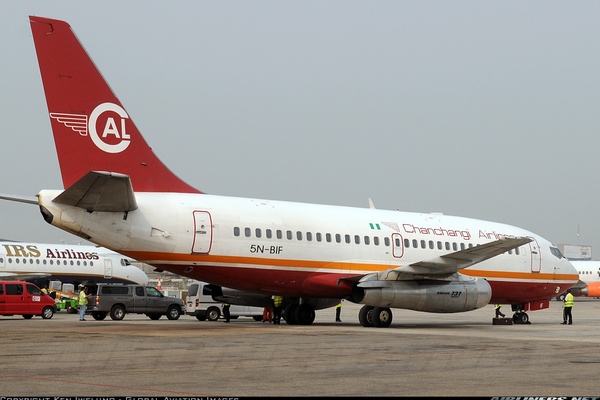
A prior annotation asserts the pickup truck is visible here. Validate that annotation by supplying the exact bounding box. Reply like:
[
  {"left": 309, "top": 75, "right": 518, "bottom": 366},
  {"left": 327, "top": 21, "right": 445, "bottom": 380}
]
[{"left": 85, "top": 284, "right": 184, "bottom": 321}]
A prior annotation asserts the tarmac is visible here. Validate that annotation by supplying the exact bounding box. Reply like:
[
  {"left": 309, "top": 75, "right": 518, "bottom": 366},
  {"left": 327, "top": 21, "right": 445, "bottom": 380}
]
[{"left": 1, "top": 298, "right": 599, "bottom": 397}]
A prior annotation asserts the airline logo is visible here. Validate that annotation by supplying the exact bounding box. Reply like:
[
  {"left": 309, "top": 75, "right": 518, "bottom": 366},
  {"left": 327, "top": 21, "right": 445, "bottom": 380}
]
[{"left": 49, "top": 102, "right": 131, "bottom": 154}]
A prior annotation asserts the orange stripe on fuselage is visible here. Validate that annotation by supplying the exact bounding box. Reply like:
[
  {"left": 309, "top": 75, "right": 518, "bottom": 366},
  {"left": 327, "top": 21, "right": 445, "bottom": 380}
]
[{"left": 123, "top": 250, "right": 577, "bottom": 282}]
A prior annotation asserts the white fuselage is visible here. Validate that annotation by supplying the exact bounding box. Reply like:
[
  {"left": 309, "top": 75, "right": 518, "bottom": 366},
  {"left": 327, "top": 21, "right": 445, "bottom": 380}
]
[
  {"left": 38, "top": 190, "right": 577, "bottom": 302},
  {"left": 0, "top": 241, "right": 148, "bottom": 285}
]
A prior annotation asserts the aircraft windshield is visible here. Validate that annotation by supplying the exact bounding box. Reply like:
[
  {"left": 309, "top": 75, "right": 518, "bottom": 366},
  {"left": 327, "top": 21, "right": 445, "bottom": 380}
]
[{"left": 550, "top": 247, "right": 565, "bottom": 259}]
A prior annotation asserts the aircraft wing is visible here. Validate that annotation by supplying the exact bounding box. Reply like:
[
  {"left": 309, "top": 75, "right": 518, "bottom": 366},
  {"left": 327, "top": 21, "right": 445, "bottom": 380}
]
[
  {"left": 52, "top": 171, "right": 138, "bottom": 212},
  {"left": 0, "top": 272, "right": 50, "bottom": 280},
  {"left": 388, "top": 236, "right": 533, "bottom": 278}
]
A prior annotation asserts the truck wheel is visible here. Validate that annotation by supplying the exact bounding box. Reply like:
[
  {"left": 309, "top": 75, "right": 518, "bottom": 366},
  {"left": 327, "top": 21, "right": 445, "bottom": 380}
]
[
  {"left": 207, "top": 306, "right": 220, "bottom": 321},
  {"left": 41, "top": 306, "right": 54, "bottom": 319},
  {"left": 92, "top": 312, "right": 107, "bottom": 320},
  {"left": 110, "top": 305, "right": 126, "bottom": 320},
  {"left": 167, "top": 305, "right": 181, "bottom": 320}
]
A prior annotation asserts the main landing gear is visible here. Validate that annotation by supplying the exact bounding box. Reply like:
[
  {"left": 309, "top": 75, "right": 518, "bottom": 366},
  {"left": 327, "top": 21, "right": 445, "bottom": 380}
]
[
  {"left": 511, "top": 304, "right": 531, "bottom": 324},
  {"left": 358, "top": 305, "right": 393, "bottom": 328}
]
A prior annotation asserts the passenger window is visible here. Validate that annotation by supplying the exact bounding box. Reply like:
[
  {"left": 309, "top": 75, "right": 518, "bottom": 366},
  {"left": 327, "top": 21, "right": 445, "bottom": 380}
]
[
  {"left": 412, "top": 239, "right": 418, "bottom": 248},
  {"left": 355, "top": 235, "right": 360, "bottom": 245},
  {"left": 374, "top": 237, "right": 380, "bottom": 246},
  {"left": 233, "top": 227, "right": 240, "bottom": 236},
  {"left": 244, "top": 227, "right": 251, "bottom": 237},
  {"left": 277, "top": 230, "right": 283, "bottom": 239},
  {"left": 286, "top": 231, "right": 293, "bottom": 240},
  {"left": 345, "top": 235, "right": 351, "bottom": 244},
  {"left": 394, "top": 238, "right": 401, "bottom": 247},
  {"left": 421, "top": 240, "right": 426, "bottom": 249},
  {"left": 326, "top": 233, "right": 332, "bottom": 242},
  {"left": 335, "top": 234, "right": 341, "bottom": 243},
  {"left": 437, "top": 241, "right": 442, "bottom": 250},
  {"left": 255, "top": 228, "right": 262, "bottom": 238},
  {"left": 364, "top": 236, "right": 370, "bottom": 245},
  {"left": 307, "top": 232, "right": 313, "bottom": 241},
  {"left": 316, "top": 232, "right": 322, "bottom": 242},
  {"left": 384, "top": 237, "right": 390, "bottom": 247},
  {"left": 404, "top": 238, "right": 410, "bottom": 248},
  {"left": 296, "top": 231, "right": 303, "bottom": 240},
  {"left": 429, "top": 240, "right": 434, "bottom": 249},
  {"left": 266, "top": 229, "right": 272, "bottom": 239}
]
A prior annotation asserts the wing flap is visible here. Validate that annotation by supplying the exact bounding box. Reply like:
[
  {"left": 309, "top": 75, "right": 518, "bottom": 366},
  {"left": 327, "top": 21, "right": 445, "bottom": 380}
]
[{"left": 52, "top": 171, "right": 138, "bottom": 212}]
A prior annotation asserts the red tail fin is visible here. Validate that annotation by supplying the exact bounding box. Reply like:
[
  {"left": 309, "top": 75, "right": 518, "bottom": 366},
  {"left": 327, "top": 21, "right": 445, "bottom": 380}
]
[{"left": 30, "top": 16, "right": 201, "bottom": 194}]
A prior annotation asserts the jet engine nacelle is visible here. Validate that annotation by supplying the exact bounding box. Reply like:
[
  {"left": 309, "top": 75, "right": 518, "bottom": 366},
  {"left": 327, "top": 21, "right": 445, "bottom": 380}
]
[{"left": 352, "top": 276, "right": 492, "bottom": 313}]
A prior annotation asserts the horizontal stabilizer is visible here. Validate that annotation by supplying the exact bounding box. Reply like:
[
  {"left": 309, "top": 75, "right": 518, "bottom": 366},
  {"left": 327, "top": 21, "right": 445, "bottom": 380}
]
[
  {"left": 52, "top": 171, "right": 138, "bottom": 212},
  {"left": 0, "top": 194, "right": 38, "bottom": 205},
  {"left": 398, "top": 236, "right": 533, "bottom": 276}
]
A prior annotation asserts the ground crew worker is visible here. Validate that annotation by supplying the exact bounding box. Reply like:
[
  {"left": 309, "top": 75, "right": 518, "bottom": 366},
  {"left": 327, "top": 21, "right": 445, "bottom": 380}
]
[
  {"left": 494, "top": 304, "right": 505, "bottom": 318},
  {"left": 272, "top": 295, "right": 283, "bottom": 325},
  {"left": 78, "top": 286, "right": 90, "bottom": 321},
  {"left": 335, "top": 300, "right": 343, "bottom": 322},
  {"left": 562, "top": 289, "right": 574, "bottom": 325},
  {"left": 222, "top": 303, "right": 231, "bottom": 323}
]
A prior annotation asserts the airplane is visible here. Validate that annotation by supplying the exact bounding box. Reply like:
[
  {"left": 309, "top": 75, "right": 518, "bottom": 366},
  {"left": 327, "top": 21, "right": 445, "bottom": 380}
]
[
  {"left": 0, "top": 15, "right": 578, "bottom": 327},
  {"left": 556, "top": 260, "right": 600, "bottom": 300},
  {"left": 0, "top": 240, "right": 149, "bottom": 287}
]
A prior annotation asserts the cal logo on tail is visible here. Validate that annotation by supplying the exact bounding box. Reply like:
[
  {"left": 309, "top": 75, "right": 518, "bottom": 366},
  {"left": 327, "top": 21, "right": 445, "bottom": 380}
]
[{"left": 30, "top": 16, "right": 200, "bottom": 193}]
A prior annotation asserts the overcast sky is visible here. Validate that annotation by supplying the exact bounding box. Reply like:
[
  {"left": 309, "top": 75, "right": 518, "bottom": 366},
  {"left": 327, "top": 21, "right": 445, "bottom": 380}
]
[{"left": 1, "top": 1, "right": 600, "bottom": 257}]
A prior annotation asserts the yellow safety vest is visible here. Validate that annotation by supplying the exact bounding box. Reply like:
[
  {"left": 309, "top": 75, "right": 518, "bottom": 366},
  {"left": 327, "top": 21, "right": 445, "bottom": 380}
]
[
  {"left": 273, "top": 296, "right": 283, "bottom": 307},
  {"left": 564, "top": 293, "right": 574, "bottom": 307},
  {"left": 78, "top": 290, "right": 88, "bottom": 306}
]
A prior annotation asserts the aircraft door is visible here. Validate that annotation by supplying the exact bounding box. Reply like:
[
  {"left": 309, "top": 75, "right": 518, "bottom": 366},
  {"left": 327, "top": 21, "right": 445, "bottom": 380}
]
[
  {"left": 104, "top": 259, "right": 113, "bottom": 279},
  {"left": 391, "top": 233, "right": 404, "bottom": 258},
  {"left": 528, "top": 236, "right": 542, "bottom": 273},
  {"left": 192, "top": 211, "right": 213, "bottom": 254}
]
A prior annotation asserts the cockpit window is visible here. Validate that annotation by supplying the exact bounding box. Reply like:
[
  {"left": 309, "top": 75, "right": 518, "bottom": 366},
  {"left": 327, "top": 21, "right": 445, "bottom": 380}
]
[
  {"left": 121, "top": 259, "right": 132, "bottom": 266},
  {"left": 550, "top": 247, "right": 564, "bottom": 259}
]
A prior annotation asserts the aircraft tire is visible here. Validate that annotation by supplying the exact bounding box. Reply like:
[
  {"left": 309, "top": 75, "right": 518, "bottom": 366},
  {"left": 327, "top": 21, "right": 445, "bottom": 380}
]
[
  {"left": 512, "top": 312, "right": 530, "bottom": 324},
  {"left": 358, "top": 305, "right": 374, "bottom": 327},
  {"left": 372, "top": 307, "right": 393, "bottom": 328},
  {"left": 294, "top": 303, "right": 316, "bottom": 325},
  {"left": 41, "top": 306, "right": 54, "bottom": 319},
  {"left": 282, "top": 304, "right": 298, "bottom": 324}
]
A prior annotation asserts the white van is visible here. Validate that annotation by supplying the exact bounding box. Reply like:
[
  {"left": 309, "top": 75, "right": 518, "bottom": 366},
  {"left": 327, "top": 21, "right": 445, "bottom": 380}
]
[{"left": 186, "top": 281, "right": 263, "bottom": 321}]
